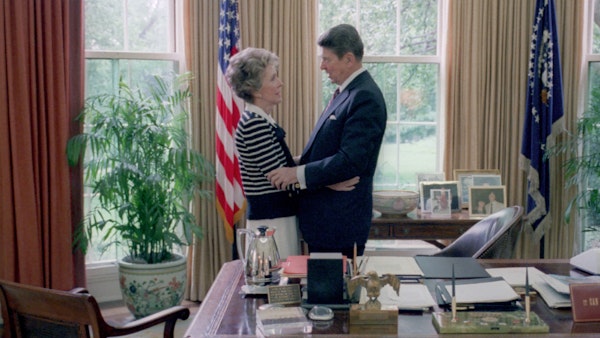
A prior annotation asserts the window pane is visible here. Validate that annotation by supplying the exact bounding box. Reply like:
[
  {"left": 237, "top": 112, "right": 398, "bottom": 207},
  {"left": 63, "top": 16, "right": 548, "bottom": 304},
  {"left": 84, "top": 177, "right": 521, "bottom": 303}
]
[
  {"left": 593, "top": 0, "right": 600, "bottom": 54},
  {"left": 359, "top": 0, "right": 438, "bottom": 55},
  {"left": 86, "top": 59, "right": 178, "bottom": 97},
  {"left": 366, "top": 63, "right": 439, "bottom": 122},
  {"left": 85, "top": 0, "right": 124, "bottom": 50},
  {"left": 359, "top": 0, "right": 397, "bottom": 55},
  {"left": 318, "top": 0, "right": 357, "bottom": 29},
  {"left": 376, "top": 125, "right": 438, "bottom": 191},
  {"left": 397, "top": 0, "right": 437, "bottom": 55},
  {"left": 583, "top": 62, "right": 600, "bottom": 249},
  {"left": 123, "top": 60, "right": 179, "bottom": 86},
  {"left": 85, "top": 0, "right": 172, "bottom": 52},
  {"left": 127, "top": 0, "right": 172, "bottom": 52}
]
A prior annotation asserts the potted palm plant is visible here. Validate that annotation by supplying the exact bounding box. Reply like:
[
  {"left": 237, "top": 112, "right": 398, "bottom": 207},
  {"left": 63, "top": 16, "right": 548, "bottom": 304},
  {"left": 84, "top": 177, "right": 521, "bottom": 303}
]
[
  {"left": 546, "top": 86, "right": 600, "bottom": 248},
  {"left": 66, "top": 73, "right": 213, "bottom": 318}
]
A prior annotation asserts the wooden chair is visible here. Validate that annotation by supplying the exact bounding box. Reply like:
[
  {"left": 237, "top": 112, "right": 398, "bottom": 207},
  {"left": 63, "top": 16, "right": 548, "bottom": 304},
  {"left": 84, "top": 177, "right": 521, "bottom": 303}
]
[
  {"left": 432, "top": 205, "right": 524, "bottom": 259},
  {"left": 0, "top": 279, "right": 189, "bottom": 338}
]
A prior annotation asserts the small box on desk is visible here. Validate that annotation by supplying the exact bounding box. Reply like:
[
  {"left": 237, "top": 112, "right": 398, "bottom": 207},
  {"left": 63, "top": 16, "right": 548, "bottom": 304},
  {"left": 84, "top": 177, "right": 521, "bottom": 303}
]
[
  {"left": 307, "top": 253, "right": 344, "bottom": 304},
  {"left": 349, "top": 304, "right": 398, "bottom": 334},
  {"left": 256, "top": 306, "right": 312, "bottom": 336}
]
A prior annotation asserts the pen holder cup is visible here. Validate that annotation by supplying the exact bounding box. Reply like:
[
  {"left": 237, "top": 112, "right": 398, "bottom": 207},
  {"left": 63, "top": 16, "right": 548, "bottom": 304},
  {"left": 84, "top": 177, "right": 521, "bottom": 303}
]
[{"left": 344, "top": 276, "right": 361, "bottom": 304}]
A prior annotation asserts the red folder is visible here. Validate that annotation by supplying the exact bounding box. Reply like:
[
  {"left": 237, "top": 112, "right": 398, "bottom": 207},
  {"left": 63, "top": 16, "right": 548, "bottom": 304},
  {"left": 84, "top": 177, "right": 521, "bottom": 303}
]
[{"left": 281, "top": 255, "right": 347, "bottom": 277}]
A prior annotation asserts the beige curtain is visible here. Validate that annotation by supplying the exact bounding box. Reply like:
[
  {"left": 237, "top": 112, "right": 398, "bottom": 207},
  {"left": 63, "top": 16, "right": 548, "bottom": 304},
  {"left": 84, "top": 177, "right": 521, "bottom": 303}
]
[
  {"left": 445, "top": 0, "right": 584, "bottom": 258},
  {"left": 240, "top": 0, "right": 320, "bottom": 153},
  {"left": 184, "top": 0, "right": 317, "bottom": 301}
]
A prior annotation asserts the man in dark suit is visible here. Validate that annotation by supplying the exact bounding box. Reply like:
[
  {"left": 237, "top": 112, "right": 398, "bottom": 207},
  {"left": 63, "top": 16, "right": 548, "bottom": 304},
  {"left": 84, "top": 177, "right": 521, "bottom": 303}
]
[{"left": 267, "top": 24, "right": 387, "bottom": 257}]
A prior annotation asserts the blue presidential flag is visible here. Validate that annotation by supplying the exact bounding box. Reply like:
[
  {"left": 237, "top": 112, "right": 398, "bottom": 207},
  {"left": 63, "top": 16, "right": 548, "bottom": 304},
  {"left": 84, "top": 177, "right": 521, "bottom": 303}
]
[{"left": 520, "top": 0, "right": 565, "bottom": 243}]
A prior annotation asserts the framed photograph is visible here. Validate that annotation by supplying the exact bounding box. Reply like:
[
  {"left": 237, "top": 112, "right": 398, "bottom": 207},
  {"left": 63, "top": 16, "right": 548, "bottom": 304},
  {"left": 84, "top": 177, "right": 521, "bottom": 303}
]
[
  {"left": 472, "top": 174, "right": 502, "bottom": 187},
  {"left": 453, "top": 169, "right": 501, "bottom": 209},
  {"left": 420, "top": 181, "right": 460, "bottom": 212},
  {"left": 429, "top": 189, "right": 452, "bottom": 217},
  {"left": 416, "top": 172, "right": 445, "bottom": 208},
  {"left": 468, "top": 186, "right": 507, "bottom": 217}
]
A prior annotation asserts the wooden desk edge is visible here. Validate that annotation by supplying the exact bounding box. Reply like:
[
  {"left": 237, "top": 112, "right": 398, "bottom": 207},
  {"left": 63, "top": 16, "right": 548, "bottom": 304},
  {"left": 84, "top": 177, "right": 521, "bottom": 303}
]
[
  {"left": 184, "top": 259, "right": 584, "bottom": 338},
  {"left": 183, "top": 260, "right": 243, "bottom": 337}
]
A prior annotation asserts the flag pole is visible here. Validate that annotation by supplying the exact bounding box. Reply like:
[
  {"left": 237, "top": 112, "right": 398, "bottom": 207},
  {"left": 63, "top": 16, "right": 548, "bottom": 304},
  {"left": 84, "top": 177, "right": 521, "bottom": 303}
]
[
  {"left": 520, "top": 0, "right": 565, "bottom": 258},
  {"left": 216, "top": 0, "right": 247, "bottom": 247}
]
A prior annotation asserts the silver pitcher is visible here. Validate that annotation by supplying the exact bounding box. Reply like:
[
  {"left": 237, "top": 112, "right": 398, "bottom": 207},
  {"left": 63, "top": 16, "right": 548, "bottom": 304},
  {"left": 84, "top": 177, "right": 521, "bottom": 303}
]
[{"left": 236, "top": 226, "right": 281, "bottom": 286}]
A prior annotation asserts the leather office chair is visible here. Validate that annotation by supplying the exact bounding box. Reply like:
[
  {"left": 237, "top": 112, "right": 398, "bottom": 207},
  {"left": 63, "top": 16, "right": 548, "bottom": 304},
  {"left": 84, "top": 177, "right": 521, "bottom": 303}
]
[
  {"left": 0, "top": 279, "right": 189, "bottom": 338},
  {"left": 432, "top": 205, "right": 524, "bottom": 259}
]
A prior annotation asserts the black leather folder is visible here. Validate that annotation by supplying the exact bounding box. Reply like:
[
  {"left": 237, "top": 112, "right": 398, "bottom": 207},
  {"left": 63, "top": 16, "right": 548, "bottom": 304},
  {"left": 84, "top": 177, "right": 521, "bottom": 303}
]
[
  {"left": 414, "top": 256, "right": 490, "bottom": 279},
  {"left": 307, "top": 255, "right": 344, "bottom": 304}
]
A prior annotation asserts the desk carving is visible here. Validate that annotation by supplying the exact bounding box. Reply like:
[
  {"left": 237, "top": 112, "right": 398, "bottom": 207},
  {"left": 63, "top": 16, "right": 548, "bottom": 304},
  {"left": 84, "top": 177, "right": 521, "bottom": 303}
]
[{"left": 348, "top": 271, "right": 400, "bottom": 310}]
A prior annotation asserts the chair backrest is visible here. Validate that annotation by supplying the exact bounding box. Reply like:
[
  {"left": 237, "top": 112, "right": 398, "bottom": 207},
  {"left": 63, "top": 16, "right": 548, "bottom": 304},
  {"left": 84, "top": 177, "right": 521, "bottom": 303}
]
[
  {"left": 432, "top": 205, "right": 524, "bottom": 259},
  {"left": 0, "top": 280, "right": 106, "bottom": 338}
]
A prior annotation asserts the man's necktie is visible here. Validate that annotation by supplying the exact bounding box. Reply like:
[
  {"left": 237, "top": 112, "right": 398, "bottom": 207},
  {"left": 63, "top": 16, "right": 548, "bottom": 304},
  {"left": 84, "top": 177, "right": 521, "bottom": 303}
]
[{"left": 325, "top": 88, "right": 340, "bottom": 111}]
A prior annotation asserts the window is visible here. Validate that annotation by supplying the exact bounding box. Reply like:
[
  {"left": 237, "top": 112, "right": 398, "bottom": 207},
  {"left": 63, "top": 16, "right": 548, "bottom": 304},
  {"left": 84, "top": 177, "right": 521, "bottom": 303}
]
[
  {"left": 84, "top": 0, "right": 185, "bottom": 264},
  {"left": 581, "top": 0, "right": 600, "bottom": 250},
  {"left": 318, "top": 0, "right": 445, "bottom": 191}
]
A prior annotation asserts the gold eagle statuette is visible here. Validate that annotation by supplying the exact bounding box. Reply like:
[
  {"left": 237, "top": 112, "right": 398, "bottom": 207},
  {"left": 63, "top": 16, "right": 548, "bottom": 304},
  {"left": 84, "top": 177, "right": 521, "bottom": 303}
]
[{"left": 348, "top": 271, "right": 401, "bottom": 310}]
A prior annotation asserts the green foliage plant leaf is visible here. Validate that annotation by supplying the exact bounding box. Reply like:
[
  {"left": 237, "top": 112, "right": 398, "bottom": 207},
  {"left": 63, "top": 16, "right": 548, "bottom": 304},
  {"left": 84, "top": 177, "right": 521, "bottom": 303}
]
[
  {"left": 546, "top": 86, "right": 600, "bottom": 230},
  {"left": 66, "top": 73, "right": 213, "bottom": 264}
]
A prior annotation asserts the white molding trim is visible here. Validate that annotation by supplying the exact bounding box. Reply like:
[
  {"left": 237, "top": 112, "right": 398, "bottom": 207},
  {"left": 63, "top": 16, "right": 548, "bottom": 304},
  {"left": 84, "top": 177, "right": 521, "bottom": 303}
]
[{"left": 86, "top": 262, "right": 121, "bottom": 303}]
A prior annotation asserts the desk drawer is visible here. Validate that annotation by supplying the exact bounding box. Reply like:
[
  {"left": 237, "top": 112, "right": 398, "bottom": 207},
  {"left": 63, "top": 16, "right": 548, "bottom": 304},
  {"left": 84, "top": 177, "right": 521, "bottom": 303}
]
[{"left": 368, "top": 223, "right": 391, "bottom": 238}]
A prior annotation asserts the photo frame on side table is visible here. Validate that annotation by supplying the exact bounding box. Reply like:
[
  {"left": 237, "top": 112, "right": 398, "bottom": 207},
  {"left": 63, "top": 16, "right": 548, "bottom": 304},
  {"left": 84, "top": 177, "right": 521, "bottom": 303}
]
[
  {"left": 416, "top": 172, "right": 445, "bottom": 209},
  {"left": 453, "top": 169, "right": 501, "bottom": 209},
  {"left": 420, "top": 181, "right": 460, "bottom": 212},
  {"left": 468, "top": 186, "right": 507, "bottom": 217},
  {"left": 472, "top": 174, "right": 502, "bottom": 187},
  {"left": 430, "top": 189, "right": 452, "bottom": 217}
]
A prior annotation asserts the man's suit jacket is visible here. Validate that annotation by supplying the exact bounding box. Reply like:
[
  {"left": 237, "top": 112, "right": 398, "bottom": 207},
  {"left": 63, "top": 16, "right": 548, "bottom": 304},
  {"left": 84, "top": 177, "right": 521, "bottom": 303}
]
[{"left": 298, "top": 71, "right": 387, "bottom": 249}]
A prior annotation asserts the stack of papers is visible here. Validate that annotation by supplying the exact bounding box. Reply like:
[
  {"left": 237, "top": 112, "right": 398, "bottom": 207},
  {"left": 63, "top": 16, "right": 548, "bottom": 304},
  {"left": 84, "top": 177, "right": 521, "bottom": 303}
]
[
  {"left": 534, "top": 273, "right": 600, "bottom": 308},
  {"left": 486, "top": 266, "right": 600, "bottom": 308},
  {"left": 357, "top": 256, "right": 424, "bottom": 277},
  {"left": 486, "top": 267, "right": 545, "bottom": 287},
  {"left": 541, "top": 273, "right": 600, "bottom": 294},
  {"left": 532, "top": 278, "right": 571, "bottom": 308},
  {"left": 437, "top": 277, "right": 520, "bottom": 307},
  {"left": 359, "top": 283, "right": 436, "bottom": 310}
]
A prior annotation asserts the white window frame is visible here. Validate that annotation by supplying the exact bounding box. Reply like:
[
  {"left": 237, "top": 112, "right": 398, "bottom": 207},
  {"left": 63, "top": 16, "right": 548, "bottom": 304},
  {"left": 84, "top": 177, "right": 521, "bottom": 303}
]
[
  {"left": 84, "top": 0, "right": 185, "bottom": 302},
  {"left": 579, "top": 0, "right": 599, "bottom": 251},
  {"left": 317, "top": 0, "right": 448, "bottom": 190}
]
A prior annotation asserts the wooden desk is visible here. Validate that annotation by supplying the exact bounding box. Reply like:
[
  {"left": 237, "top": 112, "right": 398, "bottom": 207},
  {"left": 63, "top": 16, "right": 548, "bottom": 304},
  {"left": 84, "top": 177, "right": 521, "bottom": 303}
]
[
  {"left": 371, "top": 210, "right": 478, "bottom": 248},
  {"left": 184, "top": 259, "right": 600, "bottom": 338}
]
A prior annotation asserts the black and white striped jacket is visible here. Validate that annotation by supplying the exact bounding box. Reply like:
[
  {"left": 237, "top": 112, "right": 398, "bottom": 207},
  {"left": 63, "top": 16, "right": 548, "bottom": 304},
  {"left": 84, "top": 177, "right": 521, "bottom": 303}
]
[{"left": 235, "top": 106, "right": 297, "bottom": 219}]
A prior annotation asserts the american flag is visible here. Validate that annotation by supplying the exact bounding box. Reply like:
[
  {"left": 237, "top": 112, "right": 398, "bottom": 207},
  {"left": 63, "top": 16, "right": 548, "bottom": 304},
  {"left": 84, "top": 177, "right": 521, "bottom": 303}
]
[
  {"left": 216, "top": 0, "right": 246, "bottom": 243},
  {"left": 520, "top": 0, "right": 564, "bottom": 243}
]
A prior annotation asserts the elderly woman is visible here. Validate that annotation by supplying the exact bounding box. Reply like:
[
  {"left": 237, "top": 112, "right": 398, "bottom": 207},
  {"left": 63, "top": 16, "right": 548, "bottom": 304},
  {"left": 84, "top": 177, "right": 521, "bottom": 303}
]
[{"left": 227, "top": 48, "right": 300, "bottom": 259}]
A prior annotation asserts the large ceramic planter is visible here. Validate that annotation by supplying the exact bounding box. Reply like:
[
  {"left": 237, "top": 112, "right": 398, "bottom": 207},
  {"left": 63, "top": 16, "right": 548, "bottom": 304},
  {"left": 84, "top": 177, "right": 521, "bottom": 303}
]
[{"left": 118, "top": 253, "right": 187, "bottom": 318}]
